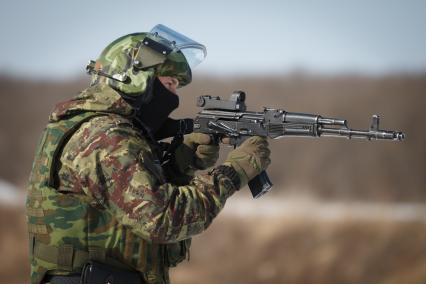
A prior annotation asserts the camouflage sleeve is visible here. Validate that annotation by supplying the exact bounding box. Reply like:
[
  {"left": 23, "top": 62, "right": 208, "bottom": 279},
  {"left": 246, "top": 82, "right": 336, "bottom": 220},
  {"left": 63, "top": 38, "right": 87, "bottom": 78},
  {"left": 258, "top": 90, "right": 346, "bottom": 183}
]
[
  {"left": 69, "top": 118, "right": 238, "bottom": 243},
  {"left": 111, "top": 156, "right": 237, "bottom": 243}
]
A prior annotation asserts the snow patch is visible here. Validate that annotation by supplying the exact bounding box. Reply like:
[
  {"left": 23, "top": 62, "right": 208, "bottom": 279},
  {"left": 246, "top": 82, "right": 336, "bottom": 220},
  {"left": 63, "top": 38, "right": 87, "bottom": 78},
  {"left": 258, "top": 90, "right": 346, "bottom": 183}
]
[
  {"left": 223, "top": 197, "right": 426, "bottom": 223},
  {"left": 0, "top": 179, "right": 25, "bottom": 207}
]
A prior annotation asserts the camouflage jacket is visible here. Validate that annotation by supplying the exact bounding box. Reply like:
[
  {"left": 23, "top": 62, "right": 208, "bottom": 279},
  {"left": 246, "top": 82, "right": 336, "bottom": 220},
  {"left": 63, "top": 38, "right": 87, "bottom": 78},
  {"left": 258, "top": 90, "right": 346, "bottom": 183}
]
[{"left": 26, "top": 83, "right": 238, "bottom": 284}]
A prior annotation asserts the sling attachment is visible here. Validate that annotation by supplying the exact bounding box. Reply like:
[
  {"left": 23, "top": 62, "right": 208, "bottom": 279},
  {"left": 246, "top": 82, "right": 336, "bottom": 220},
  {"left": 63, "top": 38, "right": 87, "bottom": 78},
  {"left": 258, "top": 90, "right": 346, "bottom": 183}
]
[
  {"left": 161, "top": 119, "right": 193, "bottom": 165},
  {"left": 161, "top": 134, "right": 184, "bottom": 166}
]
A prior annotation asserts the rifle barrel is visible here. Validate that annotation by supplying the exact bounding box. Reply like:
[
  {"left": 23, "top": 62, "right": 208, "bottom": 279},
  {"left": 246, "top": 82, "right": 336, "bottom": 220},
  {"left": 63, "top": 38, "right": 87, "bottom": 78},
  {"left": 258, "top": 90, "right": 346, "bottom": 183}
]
[{"left": 319, "top": 127, "right": 405, "bottom": 141}]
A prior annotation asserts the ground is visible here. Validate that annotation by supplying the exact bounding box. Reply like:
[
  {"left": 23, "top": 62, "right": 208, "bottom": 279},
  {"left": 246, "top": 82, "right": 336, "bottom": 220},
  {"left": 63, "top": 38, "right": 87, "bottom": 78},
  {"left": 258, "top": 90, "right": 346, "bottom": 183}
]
[{"left": 2, "top": 198, "right": 426, "bottom": 284}]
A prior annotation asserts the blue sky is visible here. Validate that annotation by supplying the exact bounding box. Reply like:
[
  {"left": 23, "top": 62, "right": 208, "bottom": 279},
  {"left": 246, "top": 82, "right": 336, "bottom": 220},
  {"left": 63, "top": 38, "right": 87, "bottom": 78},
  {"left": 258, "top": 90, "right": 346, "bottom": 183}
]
[{"left": 1, "top": 0, "right": 425, "bottom": 78}]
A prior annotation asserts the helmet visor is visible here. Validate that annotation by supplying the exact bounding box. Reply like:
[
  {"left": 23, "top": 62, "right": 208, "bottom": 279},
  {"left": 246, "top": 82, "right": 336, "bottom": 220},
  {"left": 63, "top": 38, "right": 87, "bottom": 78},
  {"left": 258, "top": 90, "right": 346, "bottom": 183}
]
[{"left": 150, "top": 24, "right": 207, "bottom": 68}]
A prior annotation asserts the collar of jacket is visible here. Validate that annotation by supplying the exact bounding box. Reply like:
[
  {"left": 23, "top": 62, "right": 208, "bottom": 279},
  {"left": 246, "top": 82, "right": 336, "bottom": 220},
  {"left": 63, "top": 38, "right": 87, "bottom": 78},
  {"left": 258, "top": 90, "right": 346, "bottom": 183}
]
[
  {"left": 48, "top": 82, "right": 165, "bottom": 159},
  {"left": 49, "top": 83, "right": 134, "bottom": 122}
]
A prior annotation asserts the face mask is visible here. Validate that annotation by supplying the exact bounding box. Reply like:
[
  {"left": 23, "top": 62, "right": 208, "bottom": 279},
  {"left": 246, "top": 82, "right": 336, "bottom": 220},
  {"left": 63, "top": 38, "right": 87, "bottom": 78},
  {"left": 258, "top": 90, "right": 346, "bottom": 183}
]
[{"left": 135, "top": 77, "right": 180, "bottom": 134}]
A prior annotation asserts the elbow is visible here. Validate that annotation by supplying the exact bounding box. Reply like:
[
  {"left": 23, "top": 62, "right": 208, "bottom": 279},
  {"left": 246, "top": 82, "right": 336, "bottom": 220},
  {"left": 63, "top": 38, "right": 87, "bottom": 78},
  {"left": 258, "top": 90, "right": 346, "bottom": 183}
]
[{"left": 146, "top": 214, "right": 210, "bottom": 244}]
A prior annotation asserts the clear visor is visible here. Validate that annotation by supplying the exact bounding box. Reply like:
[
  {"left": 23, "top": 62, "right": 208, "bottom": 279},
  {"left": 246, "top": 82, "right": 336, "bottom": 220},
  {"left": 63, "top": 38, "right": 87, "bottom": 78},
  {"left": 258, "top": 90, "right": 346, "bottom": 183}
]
[{"left": 150, "top": 24, "right": 207, "bottom": 68}]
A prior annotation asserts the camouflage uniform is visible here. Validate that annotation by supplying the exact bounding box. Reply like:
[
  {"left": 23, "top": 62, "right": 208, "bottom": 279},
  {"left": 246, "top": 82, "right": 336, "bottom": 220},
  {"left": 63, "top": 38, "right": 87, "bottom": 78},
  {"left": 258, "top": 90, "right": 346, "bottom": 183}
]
[{"left": 26, "top": 82, "right": 238, "bottom": 283}]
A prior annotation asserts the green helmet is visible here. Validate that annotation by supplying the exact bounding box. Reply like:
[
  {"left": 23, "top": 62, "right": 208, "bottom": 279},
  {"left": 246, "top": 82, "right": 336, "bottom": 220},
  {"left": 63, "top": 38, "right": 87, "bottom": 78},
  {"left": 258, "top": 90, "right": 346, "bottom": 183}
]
[{"left": 87, "top": 25, "right": 206, "bottom": 99}]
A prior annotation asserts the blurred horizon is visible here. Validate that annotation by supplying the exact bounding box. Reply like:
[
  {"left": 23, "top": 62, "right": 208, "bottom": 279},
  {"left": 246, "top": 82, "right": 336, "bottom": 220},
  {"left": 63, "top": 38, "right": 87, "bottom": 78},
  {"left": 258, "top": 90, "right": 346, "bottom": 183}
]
[{"left": 1, "top": 72, "right": 424, "bottom": 202}]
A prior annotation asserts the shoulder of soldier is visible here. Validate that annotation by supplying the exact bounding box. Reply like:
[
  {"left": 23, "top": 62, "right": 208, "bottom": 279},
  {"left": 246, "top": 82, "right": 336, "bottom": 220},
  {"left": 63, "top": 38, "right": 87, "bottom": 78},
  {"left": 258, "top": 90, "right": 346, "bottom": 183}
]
[{"left": 64, "top": 113, "right": 152, "bottom": 158}]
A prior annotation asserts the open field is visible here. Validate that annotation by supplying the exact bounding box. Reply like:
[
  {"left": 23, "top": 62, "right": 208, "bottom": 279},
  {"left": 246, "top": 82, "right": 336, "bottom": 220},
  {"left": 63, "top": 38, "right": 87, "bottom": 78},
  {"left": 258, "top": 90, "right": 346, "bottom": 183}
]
[
  {"left": 0, "top": 73, "right": 425, "bottom": 283},
  {"left": 2, "top": 199, "right": 426, "bottom": 284},
  {"left": 173, "top": 213, "right": 426, "bottom": 284}
]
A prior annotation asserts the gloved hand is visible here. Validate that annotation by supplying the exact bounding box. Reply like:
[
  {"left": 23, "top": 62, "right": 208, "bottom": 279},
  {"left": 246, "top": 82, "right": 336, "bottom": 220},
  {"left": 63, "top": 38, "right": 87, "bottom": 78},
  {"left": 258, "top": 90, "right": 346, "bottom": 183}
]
[
  {"left": 224, "top": 136, "right": 271, "bottom": 187},
  {"left": 174, "top": 133, "right": 219, "bottom": 174}
]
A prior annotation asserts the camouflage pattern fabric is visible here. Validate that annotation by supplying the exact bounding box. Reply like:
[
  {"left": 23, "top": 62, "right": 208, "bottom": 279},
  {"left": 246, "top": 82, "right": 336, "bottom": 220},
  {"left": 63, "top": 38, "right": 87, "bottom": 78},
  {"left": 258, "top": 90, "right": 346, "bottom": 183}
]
[{"left": 26, "top": 83, "right": 238, "bottom": 284}]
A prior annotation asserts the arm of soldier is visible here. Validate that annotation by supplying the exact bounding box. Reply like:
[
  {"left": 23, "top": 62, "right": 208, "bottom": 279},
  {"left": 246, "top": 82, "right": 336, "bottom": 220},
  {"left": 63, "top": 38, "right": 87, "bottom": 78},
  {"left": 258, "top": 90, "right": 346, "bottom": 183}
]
[
  {"left": 58, "top": 115, "right": 236, "bottom": 244},
  {"left": 81, "top": 129, "right": 238, "bottom": 244},
  {"left": 111, "top": 135, "right": 271, "bottom": 244},
  {"left": 110, "top": 157, "right": 237, "bottom": 244}
]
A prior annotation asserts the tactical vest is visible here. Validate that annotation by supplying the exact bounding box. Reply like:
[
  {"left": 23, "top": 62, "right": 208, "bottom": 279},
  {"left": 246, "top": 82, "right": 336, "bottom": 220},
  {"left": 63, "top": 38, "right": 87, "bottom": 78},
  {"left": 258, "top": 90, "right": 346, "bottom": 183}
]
[{"left": 27, "top": 111, "right": 190, "bottom": 284}]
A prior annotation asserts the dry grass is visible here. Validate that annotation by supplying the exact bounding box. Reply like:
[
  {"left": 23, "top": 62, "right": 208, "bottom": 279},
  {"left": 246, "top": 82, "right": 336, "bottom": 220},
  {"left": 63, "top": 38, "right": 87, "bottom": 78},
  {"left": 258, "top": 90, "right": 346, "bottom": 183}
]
[
  {"left": 171, "top": 215, "right": 426, "bottom": 284},
  {"left": 3, "top": 205, "right": 426, "bottom": 284}
]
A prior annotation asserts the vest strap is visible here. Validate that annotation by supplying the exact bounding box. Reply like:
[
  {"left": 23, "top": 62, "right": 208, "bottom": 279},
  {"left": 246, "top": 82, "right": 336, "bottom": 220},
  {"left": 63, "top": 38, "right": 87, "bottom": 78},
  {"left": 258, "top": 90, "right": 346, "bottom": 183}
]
[
  {"left": 48, "top": 112, "right": 107, "bottom": 188},
  {"left": 58, "top": 244, "right": 74, "bottom": 271},
  {"left": 34, "top": 241, "right": 91, "bottom": 271},
  {"left": 33, "top": 241, "right": 131, "bottom": 272}
]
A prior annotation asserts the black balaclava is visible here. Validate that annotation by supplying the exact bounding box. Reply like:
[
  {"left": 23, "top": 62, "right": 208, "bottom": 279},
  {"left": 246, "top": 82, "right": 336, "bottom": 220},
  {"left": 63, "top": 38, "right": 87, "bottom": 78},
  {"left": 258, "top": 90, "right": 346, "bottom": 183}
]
[
  {"left": 137, "top": 78, "right": 180, "bottom": 134},
  {"left": 121, "top": 77, "right": 184, "bottom": 137}
]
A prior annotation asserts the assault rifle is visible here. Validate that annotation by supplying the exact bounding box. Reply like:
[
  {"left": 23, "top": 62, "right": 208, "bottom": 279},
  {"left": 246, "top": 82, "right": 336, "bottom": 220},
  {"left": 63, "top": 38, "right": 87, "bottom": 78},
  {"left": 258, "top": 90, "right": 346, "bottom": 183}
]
[{"left": 192, "top": 91, "right": 405, "bottom": 198}]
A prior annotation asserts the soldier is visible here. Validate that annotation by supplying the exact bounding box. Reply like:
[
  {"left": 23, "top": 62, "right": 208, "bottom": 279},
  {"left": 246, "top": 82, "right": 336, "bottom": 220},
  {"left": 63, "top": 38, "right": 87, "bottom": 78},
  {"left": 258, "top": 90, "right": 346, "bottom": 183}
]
[{"left": 26, "top": 24, "right": 271, "bottom": 284}]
